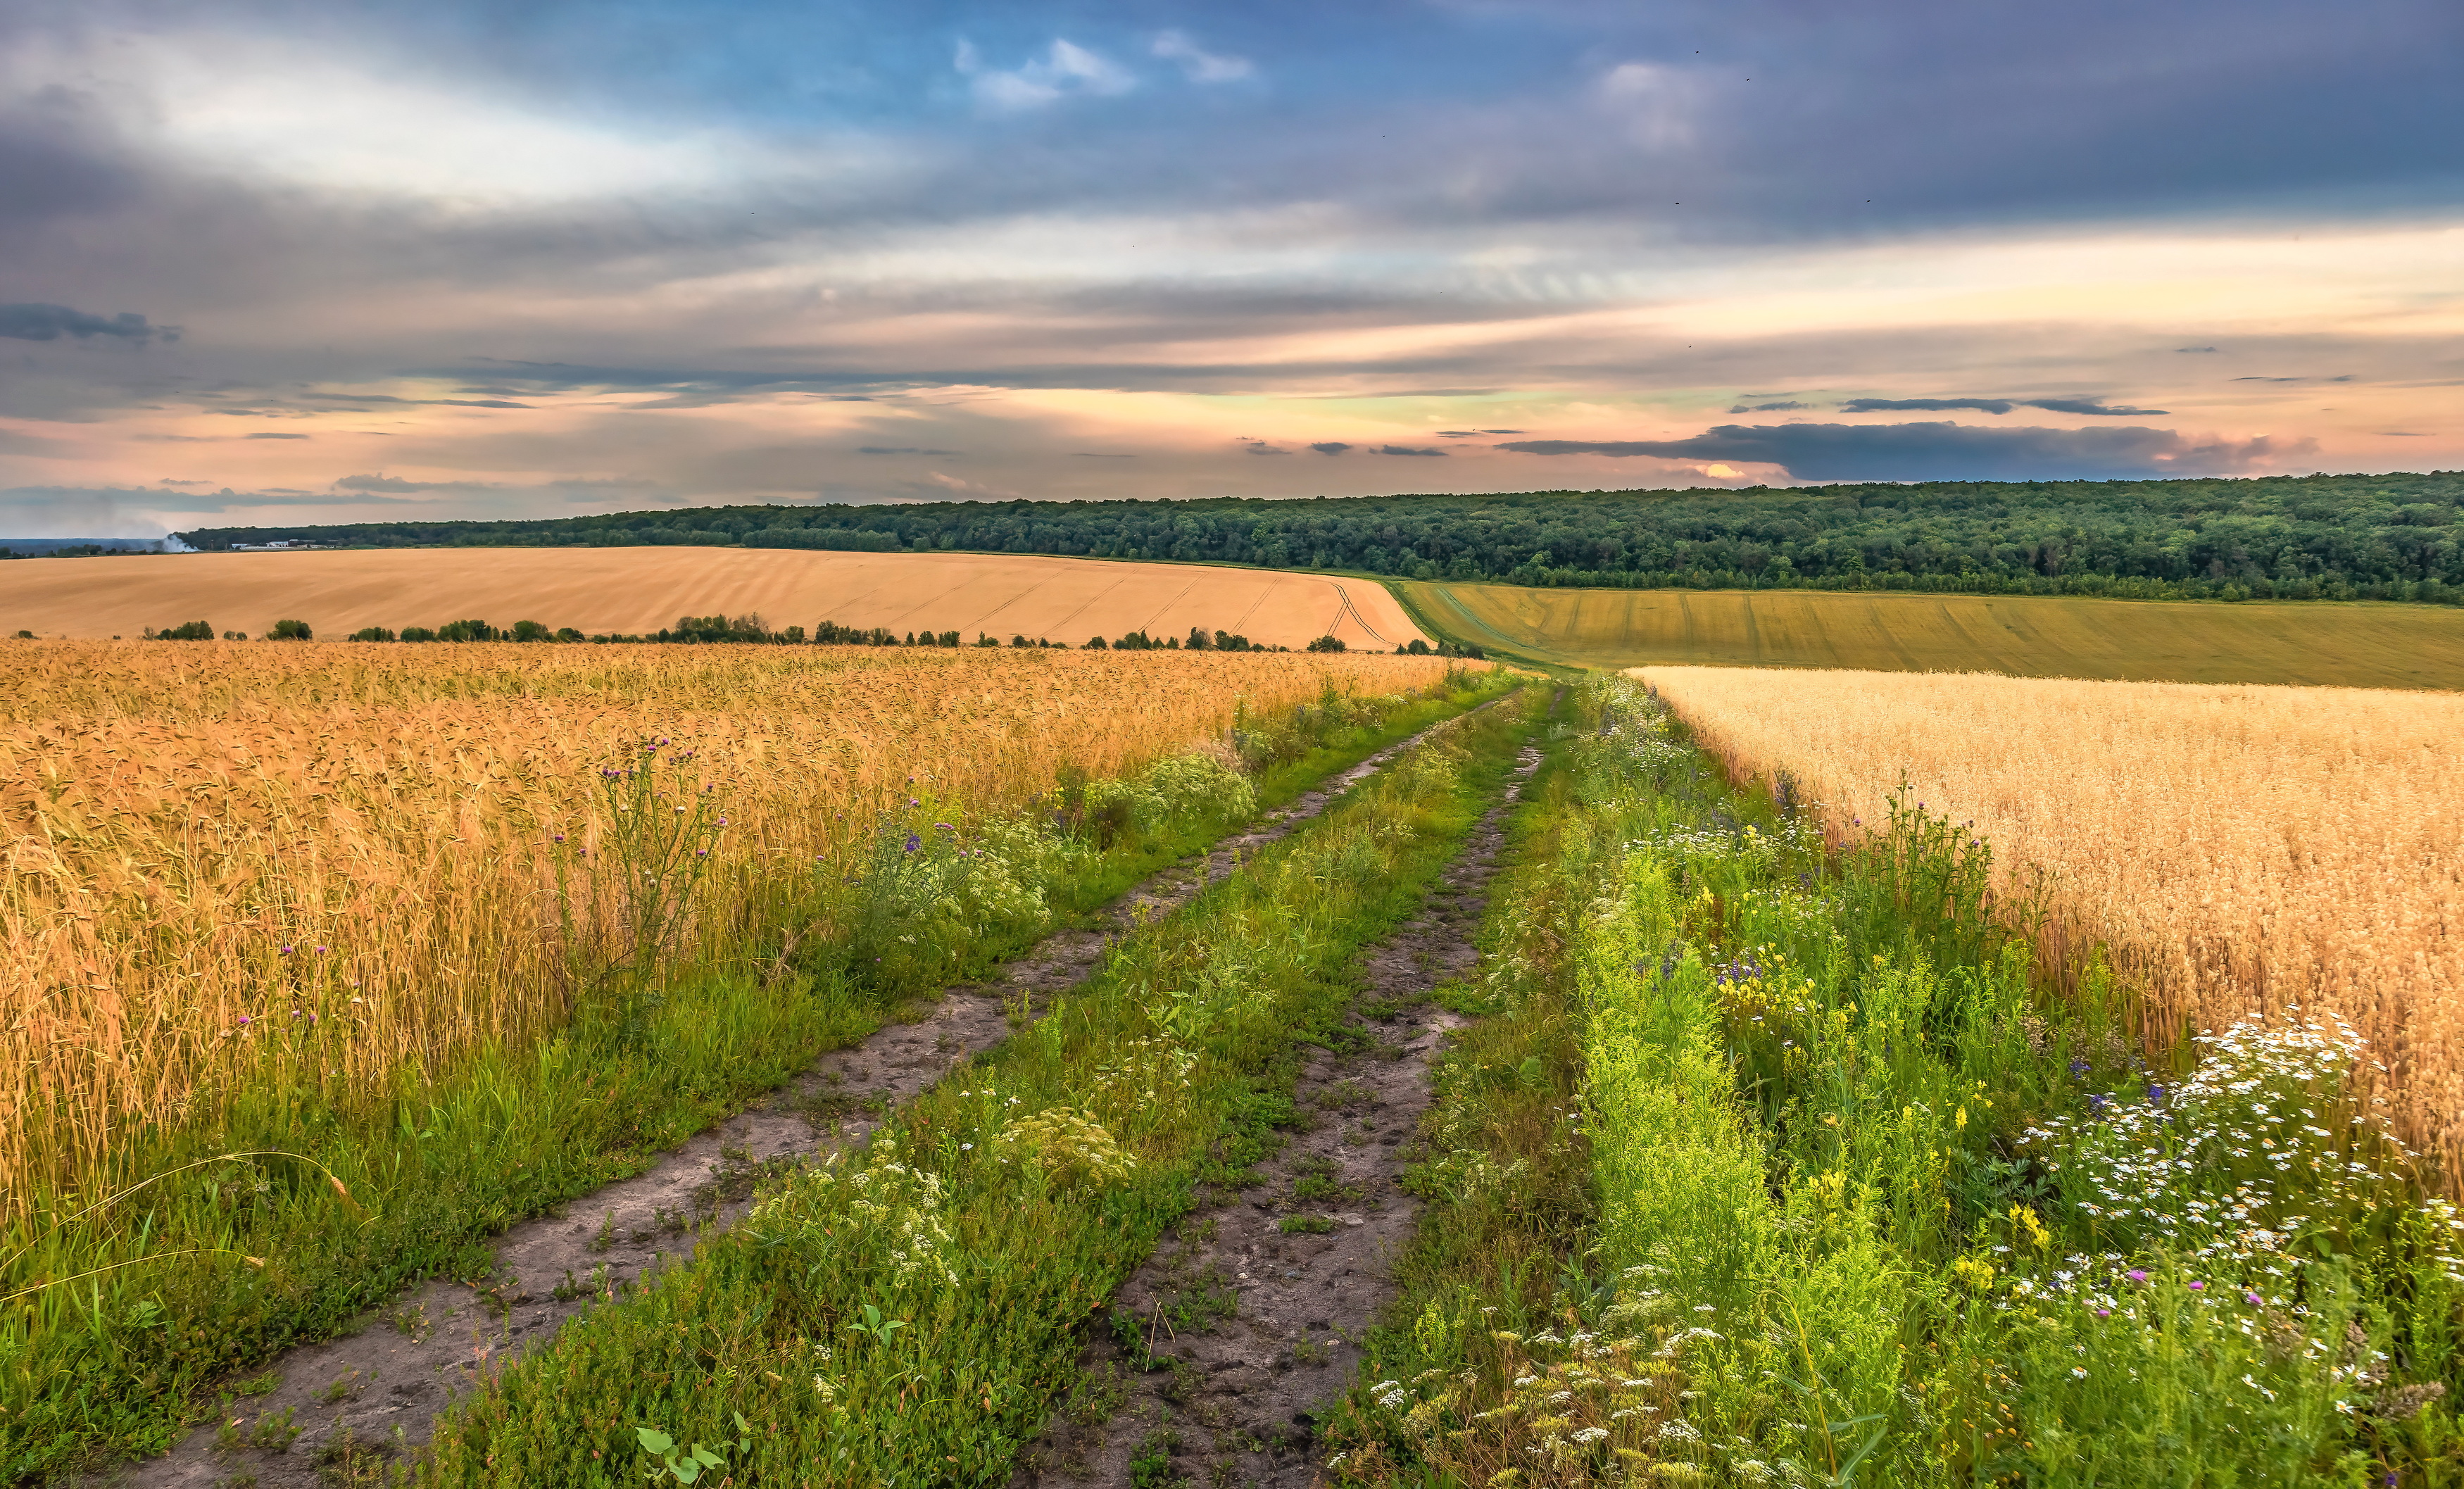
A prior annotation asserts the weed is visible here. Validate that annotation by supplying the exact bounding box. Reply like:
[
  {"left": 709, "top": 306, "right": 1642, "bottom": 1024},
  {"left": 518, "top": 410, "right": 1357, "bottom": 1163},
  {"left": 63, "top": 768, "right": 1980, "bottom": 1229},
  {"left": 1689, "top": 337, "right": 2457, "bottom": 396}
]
[
  {"left": 588, "top": 1208, "right": 615, "bottom": 1253},
  {"left": 1281, "top": 1214, "right": 1336, "bottom": 1235},
  {"left": 249, "top": 1406, "right": 300, "bottom": 1453},
  {"left": 1129, "top": 1426, "right": 1184, "bottom": 1488},
  {"left": 314, "top": 1369, "right": 368, "bottom": 1405}
]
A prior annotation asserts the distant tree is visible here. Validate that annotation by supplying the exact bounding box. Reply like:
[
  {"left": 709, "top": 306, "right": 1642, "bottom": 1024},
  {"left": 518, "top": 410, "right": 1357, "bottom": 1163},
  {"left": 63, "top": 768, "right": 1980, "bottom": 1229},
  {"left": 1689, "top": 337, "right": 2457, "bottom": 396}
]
[
  {"left": 510, "top": 619, "right": 553, "bottom": 642},
  {"left": 150, "top": 620, "right": 216, "bottom": 640},
  {"left": 401, "top": 626, "right": 438, "bottom": 642},
  {"left": 268, "top": 618, "right": 313, "bottom": 639},
  {"left": 1186, "top": 626, "right": 1212, "bottom": 651},
  {"left": 1084, "top": 636, "right": 1108, "bottom": 650},
  {"left": 436, "top": 619, "right": 496, "bottom": 641},
  {"left": 555, "top": 627, "right": 584, "bottom": 642},
  {"left": 1307, "top": 635, "right": 1346, "bottom": 653},
  {"left": 348, "top": 625, "right": 397, "bottom": 642}
]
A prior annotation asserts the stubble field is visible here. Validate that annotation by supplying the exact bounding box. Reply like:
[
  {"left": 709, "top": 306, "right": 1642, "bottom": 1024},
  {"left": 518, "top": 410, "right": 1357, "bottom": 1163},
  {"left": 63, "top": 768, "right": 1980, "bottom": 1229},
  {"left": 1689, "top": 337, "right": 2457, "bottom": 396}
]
[{"left": 5, "top": 547, "right": 1428, "bottom": 651}]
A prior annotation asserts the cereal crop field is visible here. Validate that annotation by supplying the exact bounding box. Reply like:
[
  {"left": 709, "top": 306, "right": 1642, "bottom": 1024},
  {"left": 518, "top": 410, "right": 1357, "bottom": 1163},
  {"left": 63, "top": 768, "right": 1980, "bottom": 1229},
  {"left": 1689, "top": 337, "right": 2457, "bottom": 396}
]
[
  {"left": 1402, "top": 579, "right": 2464, "bottom": 687},
  {"left": 1638, "top": 665, "right": 2464, "bottom": 1167},
  {"left": 4, "top": 547, "right": 1428, "bottom": 651},
  {"left": 0, "top": 642, "right": 1460, "bottom": 1210}
]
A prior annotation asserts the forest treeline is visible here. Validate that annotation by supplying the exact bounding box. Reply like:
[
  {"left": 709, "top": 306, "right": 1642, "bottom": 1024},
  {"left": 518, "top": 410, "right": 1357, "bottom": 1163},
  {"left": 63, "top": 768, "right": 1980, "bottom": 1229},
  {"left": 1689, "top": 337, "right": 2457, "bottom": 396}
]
[{"left": 173, "top": 471, "right": 2464, "bottom": 603}]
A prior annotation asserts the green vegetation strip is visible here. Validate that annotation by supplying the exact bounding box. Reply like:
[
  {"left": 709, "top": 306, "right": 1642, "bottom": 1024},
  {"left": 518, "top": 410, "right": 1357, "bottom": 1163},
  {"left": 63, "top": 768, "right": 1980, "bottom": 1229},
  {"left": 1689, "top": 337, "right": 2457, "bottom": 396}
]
[
  {"left": 4, "top": 672, "right": 1511, "bottom": 1484},
  {"left": 414, "top": 688, "right": 1540, "bottom": 1485},
  {"left": 1399, "top": 582, "right": 2464, "bottom": 689},
  {"left": 1333, "top": 676, "right": 2464, "bottom": 1486}
]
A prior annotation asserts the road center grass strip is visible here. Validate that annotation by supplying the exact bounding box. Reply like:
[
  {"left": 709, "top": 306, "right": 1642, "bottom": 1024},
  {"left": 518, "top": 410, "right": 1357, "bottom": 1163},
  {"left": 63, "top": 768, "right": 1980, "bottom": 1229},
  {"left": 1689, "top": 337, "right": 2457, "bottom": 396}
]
[
  {"left": 1334, "top": 675, "right": 2464, "bottom": 1488},
  {"left": 2, "top": 670, "right": 1510, "bottom": 1485},
  {"left": 413, "top": 687, "right": 1541, "bottom": 1486}
]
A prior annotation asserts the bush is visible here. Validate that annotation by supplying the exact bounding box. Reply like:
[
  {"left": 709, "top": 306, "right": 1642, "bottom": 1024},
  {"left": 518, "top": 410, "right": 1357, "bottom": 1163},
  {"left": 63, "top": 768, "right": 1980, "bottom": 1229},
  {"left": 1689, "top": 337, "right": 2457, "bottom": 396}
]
[
  {"left": 510, "top": 620, "right": 553, "bottom": 642},
  {"left": 436, "top": 619, "right": 496, "bottom": 641},
  {"left": 1307, "top": 634, "right": 1346, "bottom": 652},
  {"left": 400, "top": 626, "right": 438, "bottom": 642},
  {"left": 268, "top": 618, "right": 313, "bottom": 640},
  {"left": 348, "top": 626, "right": 397, "bottom": 642},
  {"left": 150, "top": 620, "right": 215, "bottom": 641}
]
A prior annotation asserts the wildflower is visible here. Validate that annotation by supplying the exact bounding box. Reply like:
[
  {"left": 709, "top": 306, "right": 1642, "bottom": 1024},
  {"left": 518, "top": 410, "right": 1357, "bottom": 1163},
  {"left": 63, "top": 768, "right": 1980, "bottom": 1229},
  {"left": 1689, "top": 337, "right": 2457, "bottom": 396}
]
[
  {"left": 904, "top": 833, "right": 922, "bottom": 853},
  {"left": 2188, "top": 1281, "right": 2206, "bottom": 1291},
  {"left": 2127, "top": 1270, "right": 2147, "bottom": 1282}
]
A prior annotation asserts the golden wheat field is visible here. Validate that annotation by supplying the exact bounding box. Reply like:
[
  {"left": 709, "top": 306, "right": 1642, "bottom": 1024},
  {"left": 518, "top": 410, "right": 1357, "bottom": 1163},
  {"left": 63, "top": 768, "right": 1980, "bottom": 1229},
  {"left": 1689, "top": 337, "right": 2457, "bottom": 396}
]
[
  {"left": 0, "top": 641, "right": 1471, "bottom": 1214},
  {"left": 1638, "top": 665, "right": 2464, "bottom": 1167},
  {"left": 4, "top": 546, "right": 1429, "bottom": 651}
]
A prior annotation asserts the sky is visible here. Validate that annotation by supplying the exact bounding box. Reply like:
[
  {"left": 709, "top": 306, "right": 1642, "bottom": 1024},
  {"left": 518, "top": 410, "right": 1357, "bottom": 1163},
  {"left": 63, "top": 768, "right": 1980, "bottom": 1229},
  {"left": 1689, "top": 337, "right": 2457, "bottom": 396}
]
[{"left": 1, "top": 0, "right": 2458, "bottom": 536}]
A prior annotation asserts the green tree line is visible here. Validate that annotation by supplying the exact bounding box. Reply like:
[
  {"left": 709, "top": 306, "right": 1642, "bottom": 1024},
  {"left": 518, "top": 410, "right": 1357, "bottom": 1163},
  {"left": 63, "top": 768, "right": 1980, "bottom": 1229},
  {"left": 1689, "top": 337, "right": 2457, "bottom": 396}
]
[{"left": 172, "top": 471, "right": 2464, "bottom": 603}]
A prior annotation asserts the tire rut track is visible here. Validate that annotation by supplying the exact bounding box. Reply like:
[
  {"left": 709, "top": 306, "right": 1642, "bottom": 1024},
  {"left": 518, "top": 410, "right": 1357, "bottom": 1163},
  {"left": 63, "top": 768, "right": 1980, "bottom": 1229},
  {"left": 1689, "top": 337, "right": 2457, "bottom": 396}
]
[
  {"left": 1012, "top": 738, "right": 1545, "bottom": 1489},
  {"left": 113, "top": 705, "right": 1507, "bottom": 1489}
]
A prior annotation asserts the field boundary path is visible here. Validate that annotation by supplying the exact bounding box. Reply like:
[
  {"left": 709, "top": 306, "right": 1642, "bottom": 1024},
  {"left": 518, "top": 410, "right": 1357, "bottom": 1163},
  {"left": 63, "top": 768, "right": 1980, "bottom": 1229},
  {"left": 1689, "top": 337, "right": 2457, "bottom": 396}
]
[
  {"left": 109, "top": 702, "right": 1509, "bottom": 1488},
  {"left": 1009, "top": 736, "right": 1547, "bottom": 1488}
]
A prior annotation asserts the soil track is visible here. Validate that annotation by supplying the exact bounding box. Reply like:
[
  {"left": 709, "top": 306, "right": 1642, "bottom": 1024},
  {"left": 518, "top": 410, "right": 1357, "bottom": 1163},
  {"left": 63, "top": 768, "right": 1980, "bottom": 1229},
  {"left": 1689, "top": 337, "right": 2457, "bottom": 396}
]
[
  {"left": 106, "top": 706, "right": 1502, "bottom": 1488},
  {"left": 1010, "top": 738, "right": 1545, "bottom": 1489}
]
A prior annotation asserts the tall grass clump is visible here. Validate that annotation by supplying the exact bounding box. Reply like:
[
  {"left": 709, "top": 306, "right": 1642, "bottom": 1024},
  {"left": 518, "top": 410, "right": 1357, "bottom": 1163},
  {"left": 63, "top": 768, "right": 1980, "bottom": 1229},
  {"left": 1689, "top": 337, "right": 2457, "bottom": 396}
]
[
  {"left": 1335, "top": 676, "right": 2464, "bottom": 1489},
  {"left": 1636, "top": 665, "right": 2464, "bottom": 1181}
]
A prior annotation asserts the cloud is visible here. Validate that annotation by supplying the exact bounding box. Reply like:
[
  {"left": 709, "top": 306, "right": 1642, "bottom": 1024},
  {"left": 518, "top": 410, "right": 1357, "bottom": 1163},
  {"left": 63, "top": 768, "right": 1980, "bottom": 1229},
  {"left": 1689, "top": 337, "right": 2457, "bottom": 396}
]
[
  {"left": 1730, "top": 401, "right": 1811, "bottom": 413},
  {"left": 244, "top": 432, "right": 310, "bottom": 439},
  {"left": 333, "top": 473, "right": 441, "bottom": 491},
  {"left": 1309, "top": 441, "right": 1353, "bottom": 456},
  {"left": 1838, "top": 396, "right": 2170, "bottom": 416},
  {"left": 303, "top": 391, "right": 531, "bottom": 408},
  {"left": 1239, "top": 439, "right": 1286, "bottom": 455},
  {"left": 1376, "top": 444, "right": 1447, "bottom": 456},
  {"left": 2177, "top": 346, "right": 2220, "bottom": 353},
  {"left": 1153, "top": 31, "right": 1252, "bottom": 83},
  {"left": 2025, "top": 398, "right": 2170, "bottom": 416},
  {"left": 855, "top": 446, "right": 959, "bottom": 456},
  {"left": 1, "top": 303, "right": 177, "bottom": 345},
  {"left": 956, "top": 39, "right": 1135, "bottom": 111},
  {"left": 1841, "top": 397, "right": 2017, "bottom": 415},
  {"left": 1480, "top": 429, "right": 1526, "bottom": 434},
  {"left": 1495, "top": 422, "right": 2316, "bottom": 482}
]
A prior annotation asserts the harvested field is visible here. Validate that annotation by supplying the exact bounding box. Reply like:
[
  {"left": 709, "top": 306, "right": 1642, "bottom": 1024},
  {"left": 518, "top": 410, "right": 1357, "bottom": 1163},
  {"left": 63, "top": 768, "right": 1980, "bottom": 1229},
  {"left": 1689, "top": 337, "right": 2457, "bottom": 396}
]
[
  {"left": 0, "top": 643, "right": 1466, "bottom": 1212},
  {"left": 1637, "top": 665, "right": 2464, "bottom": 1170},
  {"left": 1404, "top": 580, "right": 2464, "bottom": 687},
  {"left": 4, "top": 547, "right": 1427, "bottom": 651}
]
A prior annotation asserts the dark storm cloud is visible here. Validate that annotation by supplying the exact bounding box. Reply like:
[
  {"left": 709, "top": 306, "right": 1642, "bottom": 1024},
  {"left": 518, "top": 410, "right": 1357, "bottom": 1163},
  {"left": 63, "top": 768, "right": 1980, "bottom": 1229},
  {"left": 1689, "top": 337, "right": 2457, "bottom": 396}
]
[
  {"left": 1495, "top": 422, "right": 2313, "bottom": 482},
  {"left": 1375, "top": 444, "right": 1447, "bottom": 456},
  {"left": 1309, "top": 441, "right": 1352, "bottom": 455},
  {"left": 1729, "top": 401, "right": 1811, "bottom": 413},
  {"left": 1, "top": 303, "right": 177, "bottom": 344}
]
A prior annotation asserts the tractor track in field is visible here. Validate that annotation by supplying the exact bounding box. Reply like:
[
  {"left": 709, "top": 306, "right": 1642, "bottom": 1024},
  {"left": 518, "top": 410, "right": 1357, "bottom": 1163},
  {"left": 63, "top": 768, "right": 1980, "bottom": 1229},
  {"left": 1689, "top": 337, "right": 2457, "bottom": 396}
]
[
  {"left": 1010, "top": 735, "right": 1546, "bottom": 1489},
  {"left": 107, "top": 701, "right": 1510, "bottom": 1489}
]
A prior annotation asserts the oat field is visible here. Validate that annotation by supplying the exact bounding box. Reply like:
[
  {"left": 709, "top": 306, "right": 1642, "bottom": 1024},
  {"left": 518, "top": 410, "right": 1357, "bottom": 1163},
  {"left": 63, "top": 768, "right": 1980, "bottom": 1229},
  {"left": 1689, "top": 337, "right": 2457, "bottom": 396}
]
[
  {"left": 0, "top": 641, "right": 1463, "bottom": 1215},
  {"left": 1637, "top": 665, "right": 2464, "bottom": 1168}
]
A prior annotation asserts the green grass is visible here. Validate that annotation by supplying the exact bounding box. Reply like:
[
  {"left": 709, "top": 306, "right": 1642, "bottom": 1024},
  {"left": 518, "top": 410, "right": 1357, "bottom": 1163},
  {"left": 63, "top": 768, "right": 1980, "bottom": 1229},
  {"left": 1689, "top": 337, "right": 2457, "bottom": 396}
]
[
  {"left": 1331, "top": 675, "right": 2464, "bottom": 1488},
  {"left": 1397, "top": 580, "right": 2464, "bottom": 687},
  {"left": 0, "top": 670, "right": 1514, "bottom": 1485},
  {"left": 411, "top": 686, "right": 1545, "bottom": 1485}
]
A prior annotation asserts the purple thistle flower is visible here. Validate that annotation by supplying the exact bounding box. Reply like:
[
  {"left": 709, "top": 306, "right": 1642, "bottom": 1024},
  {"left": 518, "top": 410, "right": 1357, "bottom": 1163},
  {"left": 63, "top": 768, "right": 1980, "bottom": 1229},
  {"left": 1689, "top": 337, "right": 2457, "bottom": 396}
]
[
  {"left": 279, "top": 945, "right": 294, "bottom": 955},
  {"left": 2127, "top": 1269, "right": 2148, "bottom": 1282},
  {"left": 903, "top": 832, "right": 922, "bottom": 853},
  {"left": 2187, "top": 1280, "right": 2206, "bottom": 1291}
]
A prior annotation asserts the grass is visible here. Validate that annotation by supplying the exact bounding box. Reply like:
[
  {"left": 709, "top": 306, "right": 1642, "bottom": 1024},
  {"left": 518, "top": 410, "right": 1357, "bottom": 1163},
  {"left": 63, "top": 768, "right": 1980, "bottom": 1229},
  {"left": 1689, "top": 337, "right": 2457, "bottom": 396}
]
[
  {"left": 408, "top": 684, "right": 1544, "bottom": 1485},
  {"left": 1329, "top": 675, "right": 2464, "bottom": 1488},
  {"left": 1641, "top": 665, "right": 2464, "bottom": 1181},
  {"left": 0, "top": 662, "right": 1514, "bottom": 1483},
  {"left": 1395, "top": 580, "right": 2464, "bottom": 687}
]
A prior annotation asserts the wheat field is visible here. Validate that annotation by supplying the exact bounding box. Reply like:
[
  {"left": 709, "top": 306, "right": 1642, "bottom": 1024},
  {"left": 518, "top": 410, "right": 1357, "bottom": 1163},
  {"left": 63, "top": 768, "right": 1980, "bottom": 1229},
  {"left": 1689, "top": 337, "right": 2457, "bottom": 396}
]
[
  {"left": 1637, "top": 665, "right": 2464, "bottom": 1169},
  {"left": 0, "top": 641, "right": 1469, "bottom": 1214}
]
